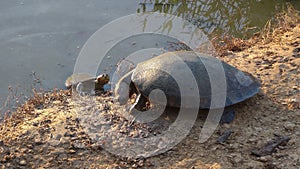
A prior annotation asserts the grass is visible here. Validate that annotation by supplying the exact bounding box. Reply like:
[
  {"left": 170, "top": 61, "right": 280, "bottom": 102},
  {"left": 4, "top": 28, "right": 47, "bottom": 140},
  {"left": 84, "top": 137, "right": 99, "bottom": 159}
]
[
  {"left": 211, "top": 3, "right": 300, "bottom": 56},
  {"left": 258, "top": 3, "right": 300, "bottom": 44}
]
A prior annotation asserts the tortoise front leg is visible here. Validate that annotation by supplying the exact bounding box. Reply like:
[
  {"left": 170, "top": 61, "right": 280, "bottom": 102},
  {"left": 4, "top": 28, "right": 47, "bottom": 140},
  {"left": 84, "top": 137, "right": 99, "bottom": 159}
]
[
  {"left": 114, "top": 70, "right": 135, "bottom": 105},
  {"left": 220, "top": 107, "right": 236, "bottom": 124}
]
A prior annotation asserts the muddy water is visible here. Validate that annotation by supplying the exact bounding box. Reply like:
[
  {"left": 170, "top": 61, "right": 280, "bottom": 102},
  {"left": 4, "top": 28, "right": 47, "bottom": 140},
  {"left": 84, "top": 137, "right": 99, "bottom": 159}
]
[
  {"left": 0, "top": 0, "right": 299, "bottom": 116},
  {"left": 138, "top": 0, "right": 300, "bottom": 38}
]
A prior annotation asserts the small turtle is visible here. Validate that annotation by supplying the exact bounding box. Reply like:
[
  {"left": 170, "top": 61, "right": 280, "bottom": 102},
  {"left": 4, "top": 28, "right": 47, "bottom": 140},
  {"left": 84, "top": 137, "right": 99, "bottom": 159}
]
[
  {"left": 115, "top": 51, "right": 260, "bottom": 123},
  {"left": 65, "top": 73, "right": 109, "bottom": 94}
]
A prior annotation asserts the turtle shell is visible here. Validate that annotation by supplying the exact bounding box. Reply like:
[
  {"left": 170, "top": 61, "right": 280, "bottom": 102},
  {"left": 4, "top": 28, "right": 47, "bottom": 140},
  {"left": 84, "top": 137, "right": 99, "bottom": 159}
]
[
  {"left": 130, "top": 51, "right": 260, "bottom": 109},
  {"left": 65, "top": 73, "right": 95, "bottom": 88},
  {"left": 65, "top": 73, "right": 109, "bottom": 94}
]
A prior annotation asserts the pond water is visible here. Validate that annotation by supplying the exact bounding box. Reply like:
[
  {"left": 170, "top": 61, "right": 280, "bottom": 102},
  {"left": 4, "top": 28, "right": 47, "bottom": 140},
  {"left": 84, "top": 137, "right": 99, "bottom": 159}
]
[
  {"left": 137, "top": 0, "right": 300, "bottom": 38},
  {"left": 0, "top": 0, "right": 299, "bottom": 117}
]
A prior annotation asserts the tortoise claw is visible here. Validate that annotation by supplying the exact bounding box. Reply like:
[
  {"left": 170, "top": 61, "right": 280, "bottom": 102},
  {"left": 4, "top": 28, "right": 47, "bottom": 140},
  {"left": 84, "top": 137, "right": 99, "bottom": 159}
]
[{"left": 220, "top": 108, "right": 235, "bottom": 124}]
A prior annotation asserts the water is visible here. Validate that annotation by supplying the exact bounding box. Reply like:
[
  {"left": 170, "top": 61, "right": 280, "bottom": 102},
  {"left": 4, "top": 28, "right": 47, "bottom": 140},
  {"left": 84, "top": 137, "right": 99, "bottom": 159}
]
[
  {"left": 137, "top": 0, "right": 300, "bottom": 38},
  {"left": 0, "top": 0, "right": 299, "bottom": 117},
  {"left": 0, "top": 0, "right": 138, "bottom": 115}
]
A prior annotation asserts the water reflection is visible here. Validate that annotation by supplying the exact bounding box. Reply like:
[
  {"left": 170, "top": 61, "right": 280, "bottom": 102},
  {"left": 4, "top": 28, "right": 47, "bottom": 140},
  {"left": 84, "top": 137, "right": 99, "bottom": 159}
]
[{"left": 137, "top": 0, "right": 300, "bottom": 38}]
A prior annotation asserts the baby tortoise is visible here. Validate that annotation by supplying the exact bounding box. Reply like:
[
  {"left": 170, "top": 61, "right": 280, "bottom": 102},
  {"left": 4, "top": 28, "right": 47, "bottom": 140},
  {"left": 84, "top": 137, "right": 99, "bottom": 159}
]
[{"left": 65, "top": 73, "right": 109, "bottom": 94}]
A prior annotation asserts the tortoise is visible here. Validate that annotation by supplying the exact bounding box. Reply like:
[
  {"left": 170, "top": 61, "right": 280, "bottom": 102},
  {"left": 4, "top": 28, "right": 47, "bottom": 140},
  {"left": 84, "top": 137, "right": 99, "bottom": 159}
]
[
  {"left": 114, "top": 51, "right": 261, "bottom": 123},
  {"left": 65, "top": 73, "right": 109, "bottom": 94}
]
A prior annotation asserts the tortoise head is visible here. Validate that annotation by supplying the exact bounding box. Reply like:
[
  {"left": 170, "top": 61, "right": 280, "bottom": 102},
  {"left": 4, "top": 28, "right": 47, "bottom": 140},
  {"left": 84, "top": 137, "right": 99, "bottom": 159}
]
[
  {"left": 95, "top": 73, "right": 110, "bottom": 85},
  {"left": 114, "top": 70, "right": 137, "bottom": 105}
]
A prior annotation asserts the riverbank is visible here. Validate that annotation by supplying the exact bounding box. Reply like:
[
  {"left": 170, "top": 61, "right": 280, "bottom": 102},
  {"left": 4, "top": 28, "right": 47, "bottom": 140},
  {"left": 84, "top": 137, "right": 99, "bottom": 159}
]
[{"left": 1, "top": 9, "right": 299, "bottom": 169}]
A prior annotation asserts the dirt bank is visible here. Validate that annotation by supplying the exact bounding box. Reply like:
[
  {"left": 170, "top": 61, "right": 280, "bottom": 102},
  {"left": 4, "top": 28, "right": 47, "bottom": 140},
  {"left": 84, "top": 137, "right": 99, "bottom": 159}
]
[{"left": 1, "top": 10, "right": 299, "bottom": 169}]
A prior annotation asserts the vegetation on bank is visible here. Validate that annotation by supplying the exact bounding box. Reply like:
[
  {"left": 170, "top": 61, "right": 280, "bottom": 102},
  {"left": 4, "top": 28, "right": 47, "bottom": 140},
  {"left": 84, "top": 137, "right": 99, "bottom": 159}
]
[{"left": 212, "top": 3, "right": 300, "bottom": 56}]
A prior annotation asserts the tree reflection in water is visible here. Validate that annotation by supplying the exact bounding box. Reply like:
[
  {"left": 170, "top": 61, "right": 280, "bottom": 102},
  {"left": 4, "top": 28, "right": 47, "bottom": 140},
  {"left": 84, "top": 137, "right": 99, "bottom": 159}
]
[{"left": 137, "top": 0, "right": 295, "bottom": 38}]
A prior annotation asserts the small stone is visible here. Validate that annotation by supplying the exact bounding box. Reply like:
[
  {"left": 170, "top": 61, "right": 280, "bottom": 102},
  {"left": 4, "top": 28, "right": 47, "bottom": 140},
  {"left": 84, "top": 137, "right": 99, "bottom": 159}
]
[
  {"left": 1, "top": 156, "right": 7, "bottom": 163},
  {"left": 291, "top": 96, "right": 300, "bottom": 104},
  {"left": 261, "top": 60, "right": 269, "bottom": 64},
  {"left": 59, "top": 137, "right": 69, "bottom": 145},
  {"left": 48, "top": 140, "right": 61, "bottom": 146},
  {"left": 289, "top": 153, "right": 299, "bottom": 161},
  {"left": 73, "top": 141, "right": 85, "bottom": 149},
  {"left": 20, "top": 148, "right": 27, "bottom": 153},
  {"left": 54, "top": 134, "right": 62, "bottom": 140},
  {"left": 230, "top": 153, "right": 243, "bottom": 165},
  {"left": 57, "top": 153, "right": 68, "bottom": 161},
  {"left": 257, "top": 155, "right": 272, "bottom": 162},
  {"left": 248, "top": 138, "right": 256, "bottom": 143},
  {"left": 291, "top": 58, "right": 300, "bottom": 66},
  {"left": 34, "top": 138, "right": 43, "bottom": 145},
  {"left": 64, "top": 132, "right": 76, "bottom": 137},
  {"left": 68, "top": 149, "right": 76, "bottom": 154},
  {"left": 53, "top": 100, "right": 61, "bottom": 105},
  {"left": 199, "top": 153, "right": 205, "bottom": 157},
  {"left": 19, "top": 160, "right": 27, "bottom": 166},
  {"left": 22, "top": 130, "right": 31, "bottom": 136},
  {"left": 231, "top": 143, "right": 239, "bottom": 149},
  {"left": 254, "top": 127, "right": 262, "bottom": 132},
  {"left": 284, "top": 122, "right": 296, "bottom": 131},
  {"left": 27, "top": 144, "right": 33, "bottom": 149}
]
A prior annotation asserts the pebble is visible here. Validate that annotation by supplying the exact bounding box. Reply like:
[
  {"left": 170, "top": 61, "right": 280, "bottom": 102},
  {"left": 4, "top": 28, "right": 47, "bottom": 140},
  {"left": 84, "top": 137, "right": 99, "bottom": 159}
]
[
  {"left": 73, "top": 141, "right": 86, "bottom": 149},
  {"left": 68, "top": 149, "right": 76, "bottom": 154},
  {"left": 22, "top": 130, "right": 31, "bottom": 136},
  {"left": 289, "top": 153, "right": 299, "bottom": 161},
  {"left": 53, "top": 100, "right": 61, "bottom": 105},
  {"left": 64, "top": 132, "right": 76, "bottom": 137},
  {"left": 253, "top": 127, "right": 262, "bottom": 132},
  {"left": 291, "top": 96, "right": 300, "bottom": 103},
  {"left": 57, "top": 153, "right": 68, "bottom": 161},
  {"left": 52, "top": 148, "right": 65, "bottom": 155},
  {"left": 231, "top": 143, "right": 239, "bottom": 149},
  {"left": 284, "top": 122, "right": 296, "bottom": 131},
  {"left": 230, "top": 153, "right": 243, "bottom": 164},
  {"left": 248, "top": 138, "right": 256, "bottom": 143},
  {"left": 257, "top": 155, "right": 272, "bottom": 162},
  {"left": 54, "top": 134, "right": 62, "bottom": 140},
  {"left": 34, "top": 138, "right": 43, "bottom": 145},
  {"left": 48, "top": 140, "right": 61, "bottom": 146},
  {"left": 59, "top": 137, "right": 69, "bottom": 144},
  {"left": 20, "top": 148, "right": 27, "bottom": 153},
  {"left": 27, "top": 144, "right": 33, "bottom": 149},
  {"left": 19, "top": 160, "right": 27, "bottom": 166}
]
